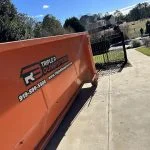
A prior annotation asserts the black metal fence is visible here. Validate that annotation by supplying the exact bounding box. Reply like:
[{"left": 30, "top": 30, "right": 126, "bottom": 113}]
[{"left": 91, "top": 32, "right": 127, "bottom": 68}]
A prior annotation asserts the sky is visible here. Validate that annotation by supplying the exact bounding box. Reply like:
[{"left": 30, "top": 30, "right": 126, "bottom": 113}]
[{"left": 12, "top": 0, "right": 149, "bottom": 23}]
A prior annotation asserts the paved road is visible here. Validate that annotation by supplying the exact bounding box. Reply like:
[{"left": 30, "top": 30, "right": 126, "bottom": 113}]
[{"left": 46, "top": 49, "right": 150, "bottom": 150}]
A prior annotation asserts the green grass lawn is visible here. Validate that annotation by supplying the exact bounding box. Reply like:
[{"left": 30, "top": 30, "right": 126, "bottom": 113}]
[
  {"left": 93, "top": 50, "right": 124, "bottom": 64},
  {"left": 136, "top": 47, "right": 150, "bottom": 56}
]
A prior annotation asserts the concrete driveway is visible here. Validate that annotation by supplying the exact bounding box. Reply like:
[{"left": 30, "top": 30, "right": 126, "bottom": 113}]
[{"left": 46, "top": 49, "right": 150, "bottom": 150}]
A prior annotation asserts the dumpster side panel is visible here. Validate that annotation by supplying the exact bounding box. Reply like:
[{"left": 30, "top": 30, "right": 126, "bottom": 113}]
[{"left": 0, "top": 33, "right": 97, "bottom": 149}]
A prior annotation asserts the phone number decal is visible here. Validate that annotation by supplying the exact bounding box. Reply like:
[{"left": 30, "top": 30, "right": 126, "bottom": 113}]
[{"left": 19, "top": 61, "right": 72, "bottom": 102}]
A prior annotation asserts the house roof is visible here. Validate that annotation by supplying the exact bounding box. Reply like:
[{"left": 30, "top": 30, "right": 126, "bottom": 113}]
[{"left": 103, "top": 15, "right": 113, "bottom": 21}]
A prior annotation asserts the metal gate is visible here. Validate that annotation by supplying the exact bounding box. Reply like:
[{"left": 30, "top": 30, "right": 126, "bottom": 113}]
[{"left": 91, "top": 32, "right": 127, "bottom": 69}]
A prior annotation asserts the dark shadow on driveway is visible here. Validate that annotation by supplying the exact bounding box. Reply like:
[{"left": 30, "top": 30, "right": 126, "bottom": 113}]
[
  {"left": 95, "top": 61, "right": 132, "bottom": 76},
  {"left": 45, "top": 85, "right": 97, "bottom": 150}
]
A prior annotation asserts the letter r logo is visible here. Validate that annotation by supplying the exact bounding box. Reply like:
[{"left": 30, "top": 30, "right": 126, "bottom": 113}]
[{"left": 20, "top": 63, "right": 43, "bottom": 86}]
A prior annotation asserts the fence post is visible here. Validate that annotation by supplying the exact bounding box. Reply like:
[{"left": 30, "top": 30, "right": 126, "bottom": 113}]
[{"left": 121, "top": 32, "right": 128, "bottom": 64}]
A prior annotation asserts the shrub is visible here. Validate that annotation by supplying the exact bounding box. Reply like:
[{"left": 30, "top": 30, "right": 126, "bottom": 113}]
[
  {"left": 145, "top": 21, "right": 150, "bottom": 35},
  {"left": 142, "top": 37, "right": 150, "bottom": 47},
  {"left": 126, "top": 45, "right": 132, "bottom": 49},
  {"left": 119, "top": 23, "right": 129, "bottom": 40},
  {"left": 132, "top": 40, "right": 141, "bottom": 48},
  {"left": 123, "top": 32, "right": 129, "bottom": 40},
  {"left": 91, "top": 39, "right": 110, "bottom": 55}
]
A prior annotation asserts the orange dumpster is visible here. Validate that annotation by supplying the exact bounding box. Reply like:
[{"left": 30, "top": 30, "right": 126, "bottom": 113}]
[{"left": 0, "top": 32, "right": 98, "bottom": 150}]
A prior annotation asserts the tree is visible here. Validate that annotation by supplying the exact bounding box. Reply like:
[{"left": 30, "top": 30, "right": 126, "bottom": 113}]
[
  {"left": 34, "top": 22, "right": 42, "bottom": 38},
  {"left": 0, "top": 0, "right": 17, "bottom": 19},
  {"left": 126, "top": 2, "right": 150, "bottom": 22},
  {"left": 16, "top": 14, "right": 35, "bottom": 39},
  {"left": 104, "top": 12, "right": 110, "bottom": 17},
  {"left": 42, "top": 14, "right": 65, "bottom": 36},
  {"left": 64, "top": 17, "right": 85, "bottom": 32},
  {"left": 114, "top": 10, "right": 125, "bottom": 23},
  {"left": 113, "top": 25, "right": 121, "bottom": 33},
  {"left": 146, "top": 21, "right": 150, "bottom": 36},
  {"left": 0, "top": 0, "right": 17, "bottom": 42},
  {"left": 0, "top": 0, "right": 67, "bottom": 42},
  {"left": 0, "top": 0, "right": 35, "bottom": 42},
  {"left": 97, "top": 13, "right": 103, "bottom": 20},
  {"left": 80, "top": 15, "right": 90, "bottom": 28}
]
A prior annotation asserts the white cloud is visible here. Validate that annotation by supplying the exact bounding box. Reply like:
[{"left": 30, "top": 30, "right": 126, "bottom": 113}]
[
  {"left": 34, "top": 14, "right": 44, "bottom": 18},
  {"left": 110, "top": 5, "right": 136, "bottom": 15},
  {"left": 110, "top": 0, "right": 150, "bottom": 15},
  {"left": 120, "top": 5, "right": 137, "bottom": 15},
  {"left": 43, "top": 5, "right": 49, "bottom": 9}
]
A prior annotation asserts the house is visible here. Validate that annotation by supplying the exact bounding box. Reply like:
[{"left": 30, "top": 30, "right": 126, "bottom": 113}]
[
  {"left": 86, "top": 15, "right": 116, "bottom": 33},
  {"left": 86, "top": 15, "right": 116, "bottom": 39},
  {"left": 86, "top": 20, "right": 106, "bottom": 31},
  {"left": 103, "top": 15, "right": 116, "bottom": 27}
]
